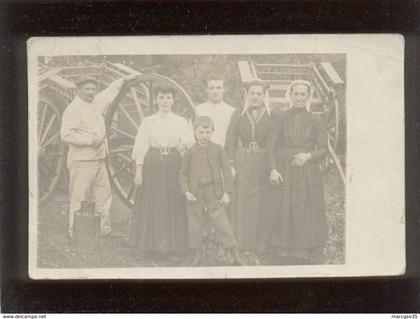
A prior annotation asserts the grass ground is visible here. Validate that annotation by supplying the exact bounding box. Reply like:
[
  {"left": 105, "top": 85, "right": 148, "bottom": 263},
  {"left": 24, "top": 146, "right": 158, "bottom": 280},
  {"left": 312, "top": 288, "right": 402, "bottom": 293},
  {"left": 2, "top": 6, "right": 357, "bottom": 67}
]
[{"left": 37, "top": 167, "right": 345, "bottom": 268}]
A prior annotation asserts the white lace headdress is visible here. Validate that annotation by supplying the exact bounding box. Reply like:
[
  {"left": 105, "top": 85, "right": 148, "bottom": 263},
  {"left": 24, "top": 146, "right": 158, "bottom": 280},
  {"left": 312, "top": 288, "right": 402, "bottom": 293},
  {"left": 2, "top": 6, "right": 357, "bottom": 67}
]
[{"left": 285, "top": 80, "right": 314, "bottom": 112}]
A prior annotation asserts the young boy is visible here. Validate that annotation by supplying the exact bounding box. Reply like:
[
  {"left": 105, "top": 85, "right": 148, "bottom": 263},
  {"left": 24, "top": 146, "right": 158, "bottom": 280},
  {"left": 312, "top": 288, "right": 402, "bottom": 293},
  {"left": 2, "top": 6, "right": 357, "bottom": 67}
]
[{"left": 179, "top": 116, "right": 245, "bottom": 266}]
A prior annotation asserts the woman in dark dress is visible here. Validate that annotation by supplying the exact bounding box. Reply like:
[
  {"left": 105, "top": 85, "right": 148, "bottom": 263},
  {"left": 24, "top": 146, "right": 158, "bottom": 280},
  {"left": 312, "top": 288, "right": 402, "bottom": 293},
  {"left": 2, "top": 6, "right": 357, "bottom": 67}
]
[
  {"left": 263, "top": 80, "right": 328, "bottom": 264},
  {"left": 130, "top": 84, "right": 195, "bottom": 260},
  {"left": 225, "top": 79, "right": 273, "bottom": 254}
]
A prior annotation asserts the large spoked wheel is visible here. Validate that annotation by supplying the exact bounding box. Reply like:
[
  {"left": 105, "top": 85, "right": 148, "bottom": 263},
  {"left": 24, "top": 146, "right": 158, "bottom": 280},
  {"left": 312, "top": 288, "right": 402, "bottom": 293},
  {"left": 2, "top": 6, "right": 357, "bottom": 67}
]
[
  {"left": 319, "top": 95, "right": 343, "bottom": 179},
  {"left": 105, "top": 74, "right": 196, "bottom": 208},
  {"left": 38, "top": 92, "right": 67, "bottom": 205}
]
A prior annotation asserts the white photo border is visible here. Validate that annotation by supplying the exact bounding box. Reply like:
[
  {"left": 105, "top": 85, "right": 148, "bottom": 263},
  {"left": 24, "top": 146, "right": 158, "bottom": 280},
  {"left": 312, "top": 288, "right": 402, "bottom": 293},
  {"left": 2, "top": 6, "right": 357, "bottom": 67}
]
[{"left": 27, "top": 34, "right": 405, "bottom": 279}]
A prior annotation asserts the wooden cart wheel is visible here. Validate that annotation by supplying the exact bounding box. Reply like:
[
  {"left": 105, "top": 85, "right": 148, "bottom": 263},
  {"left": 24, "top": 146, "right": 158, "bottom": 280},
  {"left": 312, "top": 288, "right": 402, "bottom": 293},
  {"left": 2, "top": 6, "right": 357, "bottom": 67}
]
[
  {"left": 319, "top": 94, "right": 341, "bottom": 176},
  {"left": 105, "top": 74, "right": 196, "bottom": 208},
  {"left": 38, "top": 92, "right": 67, "bottom": 205}
]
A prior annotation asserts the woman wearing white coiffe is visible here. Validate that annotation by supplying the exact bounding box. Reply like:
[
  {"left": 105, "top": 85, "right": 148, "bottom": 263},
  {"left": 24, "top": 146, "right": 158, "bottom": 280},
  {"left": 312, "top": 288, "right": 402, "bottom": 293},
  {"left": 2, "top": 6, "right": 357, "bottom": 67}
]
[
  {"left": 263, "top": 80, "right": 329, "bottom": 263},
  {"left": 225, "top": 79, "right": 273, "bottom": 254},
  {"left": 60, "top": 74, "right": 137, "bottom": 237},
  {"left": 130, "top": 84, "right": 195, "bottom": 256}
]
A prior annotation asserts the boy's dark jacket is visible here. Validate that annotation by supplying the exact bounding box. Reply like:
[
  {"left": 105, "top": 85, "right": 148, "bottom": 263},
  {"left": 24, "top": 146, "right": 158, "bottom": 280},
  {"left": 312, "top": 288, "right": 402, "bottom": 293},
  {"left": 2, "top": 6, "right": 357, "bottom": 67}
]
[{"left": 179, "top": 142, "right": 233, "bottom": 198}]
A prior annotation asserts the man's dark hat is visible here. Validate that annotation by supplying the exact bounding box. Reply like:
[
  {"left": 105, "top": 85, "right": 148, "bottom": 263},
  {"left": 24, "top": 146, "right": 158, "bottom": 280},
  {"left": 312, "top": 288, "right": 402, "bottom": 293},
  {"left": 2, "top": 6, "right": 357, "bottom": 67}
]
[{"left": 75, "top": 75, "right": 98, "bottom": 88}]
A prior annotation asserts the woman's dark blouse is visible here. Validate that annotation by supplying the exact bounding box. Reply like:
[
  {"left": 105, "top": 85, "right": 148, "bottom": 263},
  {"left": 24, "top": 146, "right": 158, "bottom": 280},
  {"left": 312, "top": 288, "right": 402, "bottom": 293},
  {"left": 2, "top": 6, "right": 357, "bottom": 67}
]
[
  {"left": 225, "top": 107, "right": 272, "bottom": 162},
  {"left": 268, "top": 107, "right": 328, "bottom": 171}
]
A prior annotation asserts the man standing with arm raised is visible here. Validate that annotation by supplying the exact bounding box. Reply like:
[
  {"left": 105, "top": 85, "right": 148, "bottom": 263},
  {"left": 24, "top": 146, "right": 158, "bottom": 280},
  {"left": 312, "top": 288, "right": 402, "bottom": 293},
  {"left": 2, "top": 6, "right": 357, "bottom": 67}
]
[{"left": 60, "top": 73, "right": 137, "bottom": 238}]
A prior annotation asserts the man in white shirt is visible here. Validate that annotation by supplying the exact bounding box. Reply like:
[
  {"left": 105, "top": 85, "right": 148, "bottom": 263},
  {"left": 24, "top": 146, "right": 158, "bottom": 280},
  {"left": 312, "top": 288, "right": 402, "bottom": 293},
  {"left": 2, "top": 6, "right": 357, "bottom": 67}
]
[
  {"left": 61, "top": 74, "right": 136, "bottom": 237},
  {"left": 195, "top": 78, "right": 235, "bottom": 148}
]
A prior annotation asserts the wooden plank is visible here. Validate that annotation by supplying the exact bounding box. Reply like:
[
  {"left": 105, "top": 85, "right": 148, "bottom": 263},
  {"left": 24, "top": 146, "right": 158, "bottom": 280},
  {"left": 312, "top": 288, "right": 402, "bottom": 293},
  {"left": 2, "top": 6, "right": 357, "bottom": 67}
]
[
  {"left": 237, "top": 61, "right": 256, "bottom": 82},
  {"left": 250, "top": 62, "right": 258, "bottom": 79},
  {"left": 49, "top": 74, "right": 76, "bottom": 89},
  {"left": 258, "top": 71, "right": 309, "bottom": 76},
  {"left": 270, "top": 96, "right": 323, "bottom": 104},
  {"left": 321, "top": 62, "right": 344, "bottom": 85},
  {"left": 257, "top": 63, "right": 310, "bottom": 68},
  {"left": 265, "top": 79, "right": 293, "bottom": 85},
  {"left": 111, "top": 63, "right": 142, "bottom": 76},
  {"left": 38, "top": 68, "right": 62, "bottom": 82},
  {"left": 312, "top": 66, "right": 332, "bottom": 95},
  {"left": 268, "top": 83, "right": 292, "bottom": 91}
]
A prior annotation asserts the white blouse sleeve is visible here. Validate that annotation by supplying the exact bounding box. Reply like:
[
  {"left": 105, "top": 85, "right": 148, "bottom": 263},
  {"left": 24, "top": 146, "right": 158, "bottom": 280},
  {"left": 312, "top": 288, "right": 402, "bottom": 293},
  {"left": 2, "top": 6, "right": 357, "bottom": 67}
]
[{"left": 131, "top": 118, "right": 151, "bottom": 165}]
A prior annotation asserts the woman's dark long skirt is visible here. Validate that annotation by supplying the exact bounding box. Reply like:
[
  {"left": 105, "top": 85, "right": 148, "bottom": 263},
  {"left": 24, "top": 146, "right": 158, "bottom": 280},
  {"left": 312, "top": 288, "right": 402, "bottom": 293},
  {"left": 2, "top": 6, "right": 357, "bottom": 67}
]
[
  {"left": 259, "top": 148, "right": 328, "bottom": 260},
  {"left": 229, "top": 148, "right": 270, "bottom": 253},
  {"left": 130, "top": 148, "right": 188, "bottom": 254}
]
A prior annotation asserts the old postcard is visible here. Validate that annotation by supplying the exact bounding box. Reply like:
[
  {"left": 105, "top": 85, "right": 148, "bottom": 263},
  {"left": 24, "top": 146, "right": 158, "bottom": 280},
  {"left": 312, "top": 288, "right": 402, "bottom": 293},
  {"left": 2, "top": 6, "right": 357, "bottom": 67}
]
[{"left": 27, "top": 34, "right": 404, "bottom": 279}]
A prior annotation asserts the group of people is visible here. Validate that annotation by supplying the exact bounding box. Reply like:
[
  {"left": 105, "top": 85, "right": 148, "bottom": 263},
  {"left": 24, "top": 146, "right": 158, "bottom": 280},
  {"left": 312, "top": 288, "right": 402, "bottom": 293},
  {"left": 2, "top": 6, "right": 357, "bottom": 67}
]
[{"left": 60, "top": 71, "right": 329, "bottom": 266}]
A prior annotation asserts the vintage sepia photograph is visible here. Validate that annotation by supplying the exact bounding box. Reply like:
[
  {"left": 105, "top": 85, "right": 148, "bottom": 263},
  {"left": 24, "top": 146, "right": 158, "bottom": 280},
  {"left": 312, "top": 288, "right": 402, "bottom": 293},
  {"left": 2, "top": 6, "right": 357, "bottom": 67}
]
[{"left": 28, "top": 35, "right": 404, "bottom": 279}]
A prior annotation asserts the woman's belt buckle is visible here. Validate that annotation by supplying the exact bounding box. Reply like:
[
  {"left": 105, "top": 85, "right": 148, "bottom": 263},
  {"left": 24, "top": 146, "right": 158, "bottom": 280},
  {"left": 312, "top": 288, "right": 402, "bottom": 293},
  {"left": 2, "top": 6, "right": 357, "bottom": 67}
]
[
  {"left": 248, "top": 141, "right": 259, "bottom": 152},
  {"left": 160, "top": 146, "right": 170, "bottom": 155}
]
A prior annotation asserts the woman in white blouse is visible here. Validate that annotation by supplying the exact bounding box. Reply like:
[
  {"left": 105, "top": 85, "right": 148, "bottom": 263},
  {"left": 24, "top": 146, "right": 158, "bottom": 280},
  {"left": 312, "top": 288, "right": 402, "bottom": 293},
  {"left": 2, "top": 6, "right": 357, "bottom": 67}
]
[{"left": 130, "top": 84, "right": 195, "bottom": 259}]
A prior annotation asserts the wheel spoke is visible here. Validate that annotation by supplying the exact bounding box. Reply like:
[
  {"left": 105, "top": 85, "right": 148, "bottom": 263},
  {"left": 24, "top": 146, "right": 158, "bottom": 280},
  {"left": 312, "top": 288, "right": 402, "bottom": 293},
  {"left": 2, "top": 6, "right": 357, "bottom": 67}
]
[
  {"left": 40, "top": 114, "right": 57, "bottom": 145},
  {"left": 109, "top": 126, "right": 136, "bottom": 140},
  {"left": 38, "top": 103, "right": 48, "bottom": 142},
  {"left": 41, "top": 131, "right": 60, "bottom": 148},
  {"left": 109, "top": 146, "right": 132, "bottom": 155},
  {"left": 130, "top": 87, "right": 145, "bottom": 121},
  {"left": 115, "top": 152, "right": 132, "bottom": 162},
  {"left": 127, "top": 183, "right": 136, "bottom": 200},
  {"left": 111, "top": 159, "right": 133, "bottom": 178},
  {"left": 118, "top": 104, "right": 139, "bottom": 130}
]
